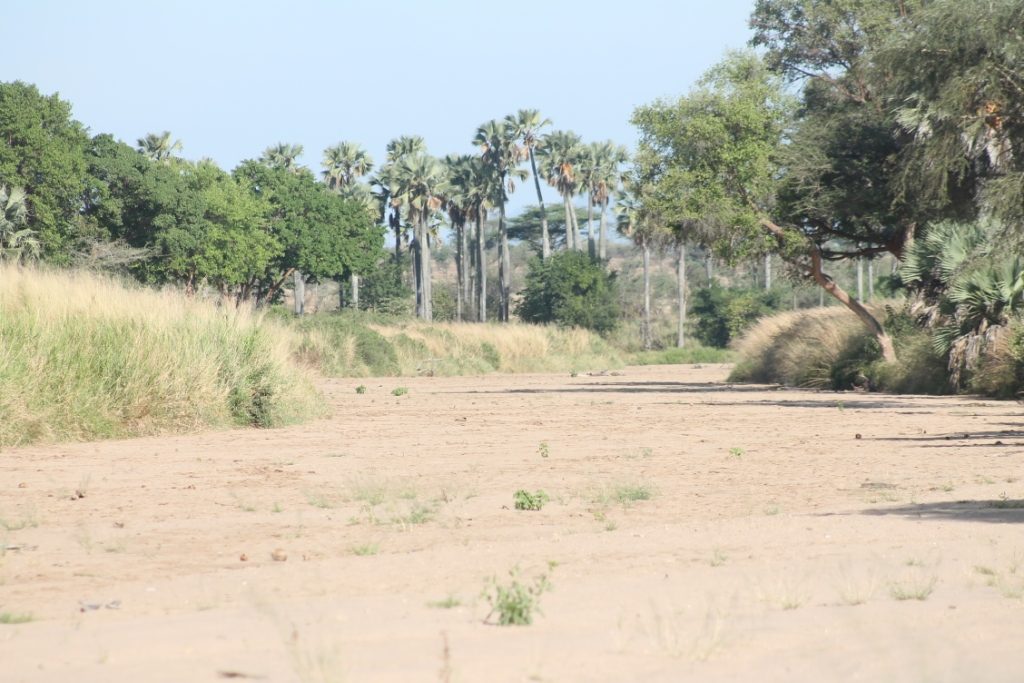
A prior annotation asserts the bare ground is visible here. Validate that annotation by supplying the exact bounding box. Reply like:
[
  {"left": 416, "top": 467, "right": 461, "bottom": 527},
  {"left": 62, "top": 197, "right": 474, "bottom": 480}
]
[{"left": 2, "top": 364, "right": 1023, "bottom": 682}]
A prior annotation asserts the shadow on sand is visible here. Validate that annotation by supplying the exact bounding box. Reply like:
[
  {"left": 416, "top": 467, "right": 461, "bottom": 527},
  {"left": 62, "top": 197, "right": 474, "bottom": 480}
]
[{"left": 859, "top": 500, "right": 1024, "bottom": 524}]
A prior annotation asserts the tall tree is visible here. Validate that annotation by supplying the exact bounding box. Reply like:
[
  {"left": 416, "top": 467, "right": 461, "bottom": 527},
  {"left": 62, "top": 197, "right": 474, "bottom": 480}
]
[
  {"left": 136, "top": 131, "right": 182, "bottom": 163},
  {"left": 372, "top": 135, "right": 426, "bottom": 263},
  {"left": 393, "top": 152, "right": 444, "bottom": 320},
  {"left": 616, "top": 186, "right": 666, "bottom": 349},
  {"left": 537, "top": 130, "right": 584, "bottom": 252},
  {"left": 474, "top": 120, "right": 526, "bottom": 322},
  {"left": 260, "top": 143, "right": 305, "bottom": 174},
  {"left": 322, "top": 141, "right": 374, "bottom": 308},
  {"left": 0, "top": 81, "right": 90, "bottom": 262},
  {"left": 507, "top": 109, "right": 553, "bottom": 259},
  {"left": 589, "top": 141, "right": 629, "bottom": 261}
]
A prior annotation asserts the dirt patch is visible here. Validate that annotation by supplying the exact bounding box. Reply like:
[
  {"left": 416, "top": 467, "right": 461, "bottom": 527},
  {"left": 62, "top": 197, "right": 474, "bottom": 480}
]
[{"left": 2, "top": 365, "right": 1023, "bottom": 682}]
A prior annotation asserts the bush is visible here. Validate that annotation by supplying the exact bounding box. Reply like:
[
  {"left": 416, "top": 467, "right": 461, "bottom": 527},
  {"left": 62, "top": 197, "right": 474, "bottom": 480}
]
[
  {"left": 359, "top": 258, "right": 412, "bottom": 315},
  {"left": 691, "top": 285, "right": 781, "bottom": 348},
  {"left": 515, "top": 251, "right": 620, "bottom": 333}
]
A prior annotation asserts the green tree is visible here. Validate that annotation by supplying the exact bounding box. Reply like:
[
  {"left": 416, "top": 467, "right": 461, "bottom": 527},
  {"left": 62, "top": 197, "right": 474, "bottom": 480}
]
[
  {"left": 516, "top": 250, "right": 620, "bottom": 334},
  {"left": 260, "top": 143, "right": 305, "bottom": 173},
  {"left": 392, "top": 152, "right": 444, "bottom": 320},
  {"left": 536, "top": 130, "right": 584, "bottom": 252},
  {"left": 474, "top": 119, "right": 527, "bottom": 322},
  {"left": 507, "top": 109, "right": 553, "bottom": 259},
  {"left": 0, "top": 81, "right": 90, "bottom": 262},
  {"left": 0, "top": 185, "right": 39, "bottom": 262},
  {"left": 136, "top": 131, "right": 182, "bottom": 163},
  {"left": 321, "top": 141, "right": 375, "bottom": 309}
]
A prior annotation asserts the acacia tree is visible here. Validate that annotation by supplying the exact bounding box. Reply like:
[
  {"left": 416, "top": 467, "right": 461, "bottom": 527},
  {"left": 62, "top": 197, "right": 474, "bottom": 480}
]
[
  {"left": 633, "top": 51, "right": 897, "bottom": 362},
  {"left": 474, "top": 119, "right": 526, "bottom": 322}
]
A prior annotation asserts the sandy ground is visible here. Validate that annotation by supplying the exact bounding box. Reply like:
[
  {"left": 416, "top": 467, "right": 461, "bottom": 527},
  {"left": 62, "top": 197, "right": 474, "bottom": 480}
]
[{"left": 2, "top": 364, "right": 1024, "bottom": 682}]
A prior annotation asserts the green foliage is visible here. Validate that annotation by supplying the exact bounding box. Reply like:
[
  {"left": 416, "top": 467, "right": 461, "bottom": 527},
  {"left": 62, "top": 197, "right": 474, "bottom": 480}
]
[
  {"left": 629, "top": 345, "right": 734, "bottom": 365},
  {"left": 290, "top": 313, "right": 401, "bottom": 376},
  {"left": 691, "top": 285, "right": 780, "bottom": 348},
  {"left": 482, "top": 565, "right": 553, "bottom": 626},
  {"left": 0, "top": 81, "right": 90, "bottom": 262},
  {"left": 391, "top": 387, "right": 408, "bottom": 396},
  {"left": 358, "top": 258, "right": 413, "bottom": 315},
  {"left": 516, "top": 251, "right": 620, "bottom": 333},
  {"left": 513, "top": 489, "right": 550, "bottom": 511},
  {"left": 355, "top": 385, "right": 367, "bottom": 394}
]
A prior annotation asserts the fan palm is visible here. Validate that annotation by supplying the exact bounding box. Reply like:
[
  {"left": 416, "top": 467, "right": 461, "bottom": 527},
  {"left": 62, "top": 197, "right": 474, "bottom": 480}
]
[
  {"left": 507, "top": 109, "right": 553, "bottom": 259},
  {"left": 322, "top": 141, "right": 373, "bottom": 192},
  {"left": 137, "top": 131, "right": 182, "bottom": 163},
  {"left": 260, "top": 143, "right": 305, "bottom": 173},
  {"left": 0, "top": 185, "right": 40, "bottom": 263},
  {"left": 537, "top": 130, "right": 583, "bottom": 252},
  {"left": 393, "top": 152, "right": 445, "bottom": 320}
]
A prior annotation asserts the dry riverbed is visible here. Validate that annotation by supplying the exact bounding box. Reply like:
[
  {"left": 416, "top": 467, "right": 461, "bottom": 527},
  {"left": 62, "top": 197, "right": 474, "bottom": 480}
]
[{"left": 2, "top": 365, "right": 1023, "bottom": 682}]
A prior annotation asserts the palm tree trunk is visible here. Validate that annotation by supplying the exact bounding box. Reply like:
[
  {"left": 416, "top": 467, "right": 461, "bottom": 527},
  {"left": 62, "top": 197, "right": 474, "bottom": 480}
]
[
  {"left": 677, "top": 240, "right": 687, "bottom": 348},
  {"left": 413, "top": 220, "right": 424, "bottom": 319},
  {"left": 499, "top": 199, "right": 510, "bottom": 322},
  {"left": 530, "top": 148, "right": 550, "bottom": 260},
  {"left": 468, "top": 220, "right": 477, "bottom": 320},
  {"left": 455, "top": 221, "right": 464, "bottom": 322},
  {"left": 598, "top": 199, "right": 608, "bottom": 261},
  {"left": 562, "top": 194, "right": 574, "bottom": 251},
  {"left": 642, "top": 240, "right": 652, "bottom": 350},
  {"left": 423, "top": 221, "right": 433, "bottom": 321},
  {"left": 587, "top": 193, "right": 595, "bottom": 258},
  {"left": 477, "top": 209, "right": 486, "bottom": 323},
  {"left": 570, "top": 202, "right": 582, "bottom": 251}
]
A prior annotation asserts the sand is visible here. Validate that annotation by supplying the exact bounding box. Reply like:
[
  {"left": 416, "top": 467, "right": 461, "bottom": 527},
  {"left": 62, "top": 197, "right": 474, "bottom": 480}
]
[{"left": 2, "top": 364, "right": 1023, "bottom": 682}]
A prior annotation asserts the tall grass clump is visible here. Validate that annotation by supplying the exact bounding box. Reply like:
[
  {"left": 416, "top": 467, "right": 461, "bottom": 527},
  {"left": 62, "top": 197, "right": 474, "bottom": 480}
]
[
  {"left": 0, "top": 267, "right": 322, "bottom": 447},
  {"left": 289, "top": 311, "right": 624, "bottom": 377}
]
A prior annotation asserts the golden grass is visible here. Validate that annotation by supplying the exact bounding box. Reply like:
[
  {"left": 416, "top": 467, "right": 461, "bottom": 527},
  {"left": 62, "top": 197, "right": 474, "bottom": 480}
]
[{"left": 0, "top": 266, "right": 322, "bottom": 447}]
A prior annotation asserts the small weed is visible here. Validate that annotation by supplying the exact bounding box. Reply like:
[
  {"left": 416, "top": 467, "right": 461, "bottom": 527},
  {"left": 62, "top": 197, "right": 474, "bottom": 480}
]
[
  {"left": 604, "top": 520, "right": 618, "bottom": 531},
  {"left": 728, "top": 447, "right": 744, "bottom": 459},
  {"left": 392, "top": 502, "right": 434, "bottom": 528},
  {"left": 709, "top": 548, "right": 728, "bottom": 567},
  {"left": 351, "top": 543, "right": 379, "bottom": 556},
  {"left": 836, "top": 401, "right": 845, "bottom": 411},
  {"left": 482, "top": 564, "right": 554, "bottom": 626},
  {"left": 428, "top": 595, "right": 462, "bottom": 609},
  {"left": 889, "top": 576, "right": 936, "bottom": 601},
  {"left": 355, "top": 385, "right": 367, "bottom": 394},
  {"left": 0, "top": 508, "right": 39, "bottom": 532},
  {"left": 513, "top": 490, "right": 550, "bottom": 511},
  {"left": 391, "top": 387, "right": 409, "bottom": 397},
  {"left": 272, "top": 502, "right": 283, "bottom": 514},
  {"left": 305, "top": 491, "right": 336, "bottom": 509},
  {"left": 0, "top": 612, "right": 32, "bottom": 625},
  {"left": 537, "top": 441, "right": 550, "bottom": 458},
  {"left": 614, "top": 483, "right": 653, "bottom": 505},
  {"left": 763, "top": 504, "right": 781, "bottom": 516}
]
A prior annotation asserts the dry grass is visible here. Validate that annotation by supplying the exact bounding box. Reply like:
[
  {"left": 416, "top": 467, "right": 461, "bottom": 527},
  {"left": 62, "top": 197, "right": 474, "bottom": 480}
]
[{"left": 0, "top": 266, "right": 322, "bottom": 447}]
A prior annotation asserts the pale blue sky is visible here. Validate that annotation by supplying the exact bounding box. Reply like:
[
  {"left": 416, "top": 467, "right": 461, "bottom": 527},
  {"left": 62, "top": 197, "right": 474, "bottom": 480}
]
[{"left": 5, "top": 0, "right": 755, "bottom": 213}]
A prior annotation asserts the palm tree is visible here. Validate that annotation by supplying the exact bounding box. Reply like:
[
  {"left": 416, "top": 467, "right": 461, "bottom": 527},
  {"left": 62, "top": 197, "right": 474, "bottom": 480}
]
[
  {"left": 393, "top": 152, "right": 444, "bottom": 320},
  {"left": 137, "top": 131, "right": 182, "bottom": 163},
  {"left": 260, "top": 143, "right": 305, "bottom": 173},
  {"left": 0, "top": 185, "right": 40, "bottom": 263},
  {"left": 449, "top": 156, "right": 497, "bottom": 322},
  {"left": 537, "top": 130, "right": 583, "bottom": 252},
  {"left": 474, "top": 120, "right": 527, "bottom": 322},
  {"left": 322, "top": 141, "right": 373, "bottom": 191},
  {"left": 616, "top": 188, "right": 661, "bottom": 349},
  {"left": 591, "top": 142, "right": 629, "bottom": 261},
  {"left": 322, "top": 142, "right": 374, "bottom": 309},
  {"left": 507, "top": 109, "right": 552, "bottom": 259},
  {"left": 371, "top": 136, "right": 427, "bottom": 263}
]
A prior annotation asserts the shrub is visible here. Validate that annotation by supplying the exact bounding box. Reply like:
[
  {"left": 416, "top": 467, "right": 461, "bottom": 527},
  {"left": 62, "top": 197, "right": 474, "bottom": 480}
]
[
  {"left": 515, "top": 251, "right": 620, "bottom": 334},
  {"left": 691, "top": 284, "right": 781, "bottom": 348},
  {"left": 513, "top": 489, "right": 549, "bottom": 511},
  {"left": 482, "top": 565, "right": 553, "bottom": 626},
  {"left": 358, "top": 258, "right": 412, "bottom": 315}
]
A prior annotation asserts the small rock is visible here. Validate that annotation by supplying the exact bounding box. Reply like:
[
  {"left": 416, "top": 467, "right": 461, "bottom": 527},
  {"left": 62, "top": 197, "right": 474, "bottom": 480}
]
[
  {"left": 239, "top": 553, "right": 248, "bottom": 562},
  {"left": 855, "top": 433, "right": 862, "bottom": 440},
  {"left": 17, "top": 482, "right": 26, "bottom": 489},
  {"left": 270, "top": 549, "right": 287, "bottom": 562}
]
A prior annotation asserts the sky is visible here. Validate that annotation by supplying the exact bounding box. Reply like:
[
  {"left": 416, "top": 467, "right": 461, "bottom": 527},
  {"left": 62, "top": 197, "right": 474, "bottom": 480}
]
[{"left": 4, "top": 0, "right": 756, "bottom": 214}]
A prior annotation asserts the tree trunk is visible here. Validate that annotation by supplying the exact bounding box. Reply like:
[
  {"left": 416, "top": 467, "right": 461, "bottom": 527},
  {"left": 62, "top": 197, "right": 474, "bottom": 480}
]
[
  {"left": 705, "top": 252, "right": 714, "bottom": 285},
  {"left": 293, "top": 269, "right": 305, "bottom": 316},
  {"left": 352, "top": 274, "right": 360, "bottom": 310},
  {"left": 498, "top": 199, "right": 510, "bottom": 322},
  {"left": 562, "top": 194, "right": 574, "bottom": 251},
  {"left": 468, "top": 219, "right": 477, "bottom": 320},
  {"left": 338, "top": 277, "right": 346, "bottom": 310},
  {"left": 599, "top": 199, "right": 608, "bottom": 261},
  {"left": 423, "top": 221, "right": 433, "bottom": 321},
  {"left": 764, "top": 253, "right": 772, "bottom": 290},
  {"left": 476, "top": 209, "right": 486, "bottom": 323},
  {"left": 677, "top": 240, "right": 687, "bottom": 348},
  {"left": 455, "top": 221, "right": 464, "bottom": 322},
  {"left": 530, "top": 148, "right": 550, "bottom": 260},
  {"left": 413, "top": 222, "right": 424, "bottom": 319},
  {"left": 868, "top": 259, "right": 875, "bottom": 301},
  {"left": 570, "top": 202, "right": 581, "bottom": 251},
  {"left": 857, "top": 257, "right": 864, "bottom": 301},
  {"left": 642, "top": 240, "right": 652, "bottom": 350},
  {"left": 587, "top": 193, "right": 595, "bottom": 259},
  {"left": 758, "top": 217, "right": 896, "bottom": 362}
]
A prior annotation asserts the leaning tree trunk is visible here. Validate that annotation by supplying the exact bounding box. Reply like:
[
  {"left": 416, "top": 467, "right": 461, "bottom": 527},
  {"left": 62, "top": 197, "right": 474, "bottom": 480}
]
[
  {"left": 498, "top": 199, "right": 510, "bottom": 323},
  {"left": 759, "top": 217, "right": 896, "bottom": 363},
  {"left": 530, "top": 148, "right": 550, "bottom": 260},
  {"left": 293, "top": 269, "right": 305, "bottom": 316},
  {"left": 642, "top": 240, "right": 652, "bottom": 350},
  {"left": 587, "top": 192, "right": 595, "bottom": 259},
  {"left": 476, "top": 208, "right": 486, "bottom": 323},
  {"left": 677, "top": 240, "right": 687, "bottom": 348}
]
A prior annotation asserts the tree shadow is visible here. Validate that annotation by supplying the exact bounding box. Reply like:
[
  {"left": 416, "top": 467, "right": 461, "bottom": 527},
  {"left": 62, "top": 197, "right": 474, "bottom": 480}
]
[
  {"left": 863, "top": 429, "right": 1024, "bottom": 447},
  {"left": 859, "top": 500, "right": 1024, "bottom": 524}
]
